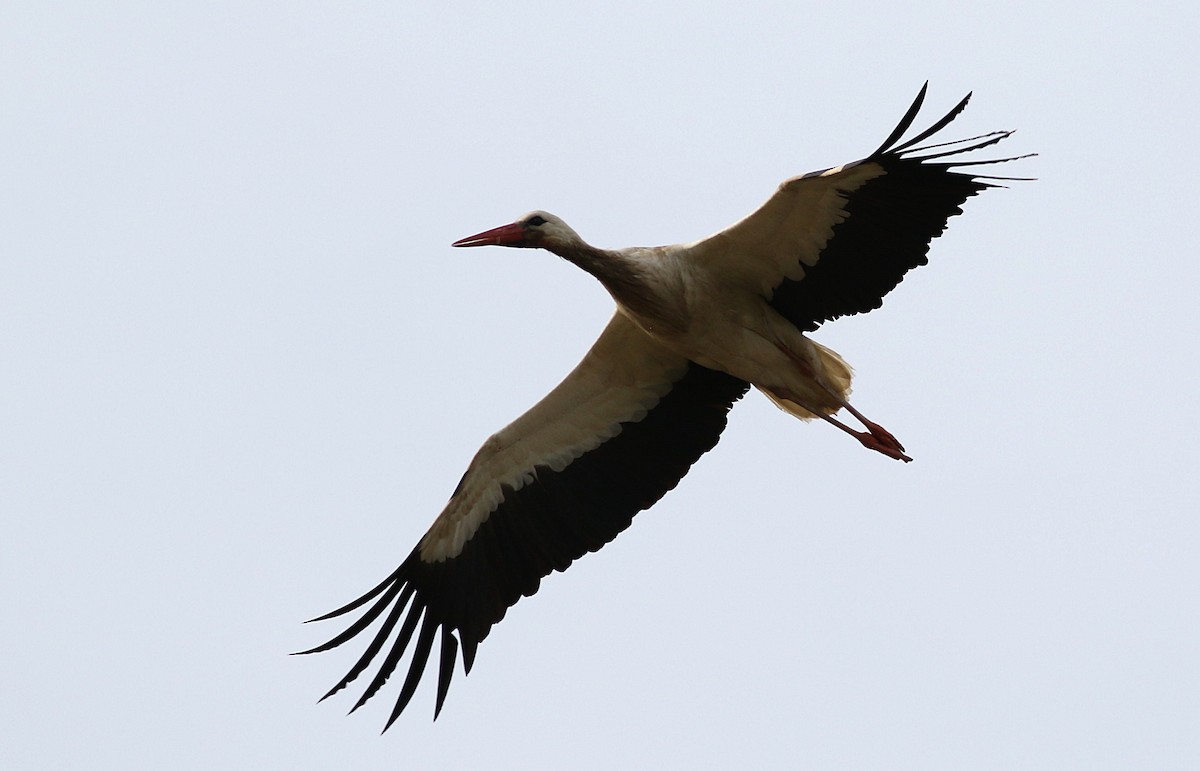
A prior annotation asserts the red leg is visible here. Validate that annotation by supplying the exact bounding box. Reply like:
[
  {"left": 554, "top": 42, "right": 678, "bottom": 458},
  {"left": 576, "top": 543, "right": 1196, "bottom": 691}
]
[
  {"left": 772, "top": 341, "right": 912, "bottom": 462},
  {"left": 813, "top": 410, "right": 913, "bottom": 463},
  {"left": 837, "top": 403, "right": 906, "bottom": 455}
]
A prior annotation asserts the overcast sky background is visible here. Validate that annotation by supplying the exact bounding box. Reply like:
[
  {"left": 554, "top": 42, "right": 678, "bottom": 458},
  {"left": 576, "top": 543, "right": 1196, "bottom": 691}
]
[{"left": 4, "top": 2, "right": 1198, "bottom": 769}]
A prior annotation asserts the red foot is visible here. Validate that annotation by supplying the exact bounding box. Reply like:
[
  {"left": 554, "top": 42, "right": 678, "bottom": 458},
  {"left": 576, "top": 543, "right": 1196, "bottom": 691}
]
[{"left": 855, "top": 423, "right": 912, "bottom": 463}]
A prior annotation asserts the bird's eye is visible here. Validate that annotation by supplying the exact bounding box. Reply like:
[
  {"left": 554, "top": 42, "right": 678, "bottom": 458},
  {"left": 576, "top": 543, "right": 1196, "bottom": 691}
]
[{"left": 525, "top": 215, "right": 548, "bottom": 228}]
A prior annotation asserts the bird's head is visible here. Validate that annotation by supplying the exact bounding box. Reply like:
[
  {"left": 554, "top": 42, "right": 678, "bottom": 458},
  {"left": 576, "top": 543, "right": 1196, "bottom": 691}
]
[{"left": 451, "top": 211, "right": 582, "bottom": 252}]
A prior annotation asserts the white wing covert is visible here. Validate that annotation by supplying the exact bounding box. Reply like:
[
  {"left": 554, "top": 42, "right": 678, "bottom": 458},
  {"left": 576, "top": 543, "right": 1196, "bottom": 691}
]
[
  {"left": 298, "top": 313, "right": 749, "bottom": 726},
  {"left": 689, "top": 83, "right": 1031, "bottom": 331}
]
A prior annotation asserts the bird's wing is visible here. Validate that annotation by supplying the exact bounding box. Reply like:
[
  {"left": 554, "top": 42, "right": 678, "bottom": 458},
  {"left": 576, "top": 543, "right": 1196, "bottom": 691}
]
[
  {"left": 688, "top": 83, "right": 1032, "bottom": 331},
  {"left": 297, "top": 312, "right": 749, "bottom": 727}
]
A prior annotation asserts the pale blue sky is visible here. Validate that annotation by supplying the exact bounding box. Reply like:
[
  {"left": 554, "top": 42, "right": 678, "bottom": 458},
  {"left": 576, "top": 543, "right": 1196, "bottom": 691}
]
[{"left": 3, "top": 2, "right": 1198, "bottom": 769}]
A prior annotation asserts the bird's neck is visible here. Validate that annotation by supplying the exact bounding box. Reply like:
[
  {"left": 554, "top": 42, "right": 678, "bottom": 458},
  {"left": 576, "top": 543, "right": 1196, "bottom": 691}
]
[
  {"left": 552, "top": 241, "right": 636, "bottom": 288},
  {"left": 551, "top": 241, "right": 683, "bottom": 333}
]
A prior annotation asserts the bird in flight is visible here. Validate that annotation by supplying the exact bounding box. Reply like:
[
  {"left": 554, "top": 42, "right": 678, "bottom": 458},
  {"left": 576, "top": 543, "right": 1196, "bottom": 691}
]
[{"left": 297, "top": 84, "right": 1031, "bottom": 729}]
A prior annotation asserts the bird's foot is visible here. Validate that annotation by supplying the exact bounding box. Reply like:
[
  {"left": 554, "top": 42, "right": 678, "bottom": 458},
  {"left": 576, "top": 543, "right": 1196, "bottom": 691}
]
[{"left": 854, "top": 422, "right": 912, "bottom": 462}]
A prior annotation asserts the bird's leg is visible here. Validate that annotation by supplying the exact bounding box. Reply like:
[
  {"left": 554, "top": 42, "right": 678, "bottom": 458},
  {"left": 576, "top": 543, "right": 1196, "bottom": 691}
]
[
  {"left": 808, "top": 408, "right": 913, "bottom": 463},
  {"left": 774, "top": 342, "right": 912, "bottom": 463},
  {"left": 820, "top": 393, "right": 911, "bottom": 462}
]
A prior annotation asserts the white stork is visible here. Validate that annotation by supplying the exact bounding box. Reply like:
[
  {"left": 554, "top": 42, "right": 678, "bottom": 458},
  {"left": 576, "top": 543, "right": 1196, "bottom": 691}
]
[{"left": 297, "top": 84, "right": 1030, "bottom": 728}]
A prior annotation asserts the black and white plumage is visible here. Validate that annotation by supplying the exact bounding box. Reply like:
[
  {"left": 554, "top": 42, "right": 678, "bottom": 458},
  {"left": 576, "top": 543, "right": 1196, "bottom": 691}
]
[{"left": 297, "top": 84, "right": 1031, "bottom": 729}]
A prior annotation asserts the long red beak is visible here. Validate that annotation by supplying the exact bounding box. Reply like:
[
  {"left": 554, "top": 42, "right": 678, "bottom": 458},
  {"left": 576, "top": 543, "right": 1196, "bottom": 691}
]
[{"left": 451, "top": 221, "right": 527, "bottom": 248}]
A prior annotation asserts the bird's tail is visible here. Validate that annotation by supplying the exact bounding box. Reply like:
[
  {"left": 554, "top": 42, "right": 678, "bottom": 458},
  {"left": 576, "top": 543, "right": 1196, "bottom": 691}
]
[{"left": 760, "top": 340, "right": 853, "bottom": 420}]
